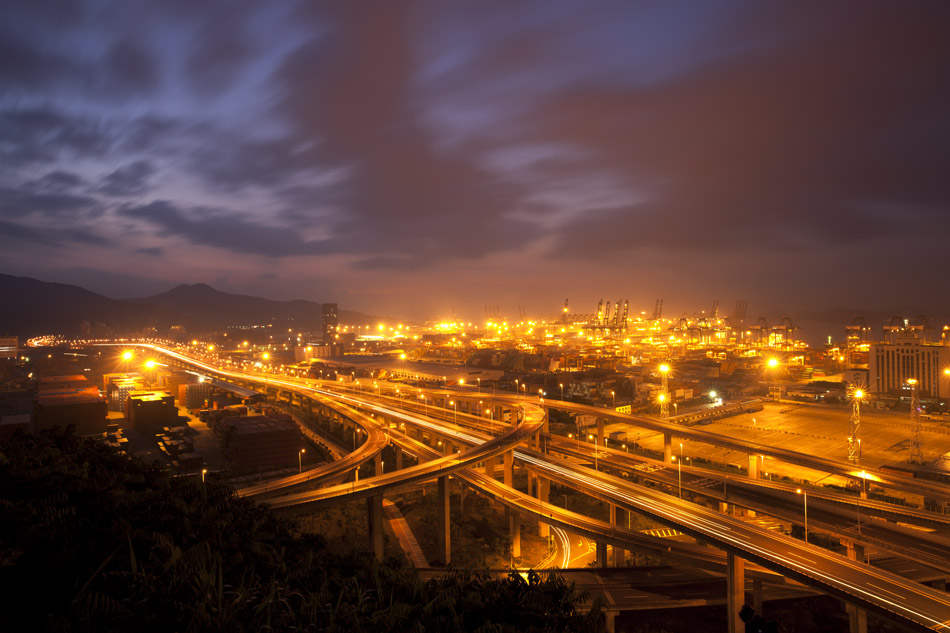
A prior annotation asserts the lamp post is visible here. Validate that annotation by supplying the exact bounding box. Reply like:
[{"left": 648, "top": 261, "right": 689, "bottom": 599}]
[
  {"left": 477, "top": 377, "right": 481, "bottom": 394},
  {"left": 486, "top": 408, "right": 493, "bottom": 435},
  {"left": 849, "top": 388, "right": 864, "bottom": 463},
  {"left": 768, "top": 357, "right": 779, "bottom": 401},
  {"left": 589, "top": 434, "right": 599, "bottom": 472},
  {"left": 201, "top": 468, "right": 207, "bottom": 483},
  {"left": 858, "top": 470, "right": 867, "bottom": 535},
  {"left": 611, "top": 390, "right": 615, "bottom": 410},
  {"left": 678, "top": 442, "right": 683, "bottom": 498},
  {"left": 450, "top": 400, "right": 457, "bottom": 425},
  {"left": 659, "top": 363, "right": 671, "bottom": 419},
  {"left": 797, "top": 488, "right": 808, "bottom": 543},
  {"left": 299, "top": 448, "right": 305, "bottom": 474},
  {"left": 559, "top": 383, "right": 564, "bottom": 400}
]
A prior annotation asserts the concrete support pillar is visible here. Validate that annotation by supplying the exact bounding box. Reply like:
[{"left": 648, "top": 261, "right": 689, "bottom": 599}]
[
  {"left": 664, "top": 433, "right": 673, "bottom": 464},
  {"left": 485, "top": 454, "right": 495, "bottom": 479},
  {"left": 538, "top": 477, "right": 550, "bottom": 537},
  {"left": 508, "top": 508, "right": 521, "bottom": 559},
  {"left": 846, "top": 603, "right": 868, "bottom": 633},
  {"left": 597, "top": 418, "right": 605, "bottom": 444},
  {"left": 503, "top": 451, "right": 514, "bottom": 488},
  {"left": 367, "top": 495, "right": 384, "bottom": 561},
  {"left": 610, "top": 505, "right": 624, "bottom": 566},
  {"left": 374, "top": 452, "right": 382, "bottom": 476},
  {"left": 726, "top": 552, "right": 745, "bottom": 633},
  {"left": 752, "top": 578, "right": 763, "bottom": 617},
  {"left": 604, "top": 610, "right": 617, "bottom": 633},
  {"left": 719, "top": 501, "right": 729, "bottom": 514},
  {"left": 438, "top": 476, "right": 451, "bottom": 566},
  {"left": 596, "top": 542, "right": 607, "bottom": 568},
  {"left": 460, "top": 484, "right": 470, "bottom": 522},
  {"left": 748, "top": 454, "right": 760, "bottom": 479},
  {"left": 395, "top": 446, "right": 403, "bottom": 471},
  {"left": 845, "top": 541, "right": 868, "bottom": 633}
]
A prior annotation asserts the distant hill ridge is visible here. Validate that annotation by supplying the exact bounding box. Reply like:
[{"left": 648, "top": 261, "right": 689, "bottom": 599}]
[{"left": 0, "top": 274, "right": 375, "bottom": 338}]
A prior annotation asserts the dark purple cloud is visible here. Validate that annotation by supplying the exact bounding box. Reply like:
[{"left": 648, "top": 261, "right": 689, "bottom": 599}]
[{"left": 0, "top": 0, "right": 948, "bottom": 324}]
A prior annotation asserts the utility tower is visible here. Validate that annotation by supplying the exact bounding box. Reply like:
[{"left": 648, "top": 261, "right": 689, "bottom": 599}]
[{"left": 909, "top": 378, "right": 923, "bottom": 464}]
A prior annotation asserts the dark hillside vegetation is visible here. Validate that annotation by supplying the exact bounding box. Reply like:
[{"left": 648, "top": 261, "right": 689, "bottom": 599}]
[{"left": 0, "top": 428, "right": 601, "bottom": 632}]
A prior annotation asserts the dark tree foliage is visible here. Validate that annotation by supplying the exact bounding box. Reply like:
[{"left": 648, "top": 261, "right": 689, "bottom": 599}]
[{"left": 0, "top": 429, "right": 602, "bottom": 632}]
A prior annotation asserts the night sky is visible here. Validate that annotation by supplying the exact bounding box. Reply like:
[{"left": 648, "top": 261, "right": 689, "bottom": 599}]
[{"left": 2, "top": 1, "right": 949, "bottom": 334}]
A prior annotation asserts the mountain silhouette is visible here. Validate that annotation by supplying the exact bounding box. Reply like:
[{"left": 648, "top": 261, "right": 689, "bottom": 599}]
[{"left": 0, "top": 274, "right": 373, "bottom": 338}]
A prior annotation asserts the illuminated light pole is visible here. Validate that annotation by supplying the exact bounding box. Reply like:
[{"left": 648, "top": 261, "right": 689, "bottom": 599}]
[
  {"left": 450, "top": 400, "right": 457, "bottom": 425},
  {"left": 485, "top": 408, "right": 493, "bottom": 435},
  {"left": 848, "top": 387, "right": 865, "bottom": 463},
  {"left": 753, "top": 418, "right": 756, "bottom": 444},
  {"left": 678, "top": 442, "right": 683, "bottom": 498},
  {"left": 767, "top": 357, "right": 779, "bottom": 401},
  {"left": 589, "top": 434, "right": 599, "bottom": 472},
  {"left": 796, "top": 488, "right": 808, "bottom": 544},
  {"left": 476, "top": 377, "right": 481, "bottom": 394},
  {"left": 659, "top": 363, "right": 670, "bottom": 419},
  {"left": 299, "top": 448, "right": 305, "bottom": 474},
  {"left": 201, "top": 468, "right": 207, "bottom": 484},
  {"left": 559, "top": 383, "right": 564, "bottom": 400},
  {"left": 908, "top": 378, "right": 923, "bottom": 464},
  {"left": 858, "top": 470, "right": 868, "bottom": 535}
]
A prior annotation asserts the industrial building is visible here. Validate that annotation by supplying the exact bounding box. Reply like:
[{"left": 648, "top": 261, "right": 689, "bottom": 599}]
[
  {"left": 34, "top": 375, "right": 107, "bottom": 436},
  {"left": 0, "top": 337, "right": 17, "bottom": 359},
  {"left": 125, "top": 390, "right": 177, "bottom": 436},
  {"left": 215, "top": 412, "right": 301, "bottom": 474},
  {"left": 322, "top": 302, "right": 338, "bottom": 343},
  {"left": 179, "top": 381, "right": 211, "bottom": 410},
  {"left": 869, "top": 334, "right": 950, "bottom": 399}
]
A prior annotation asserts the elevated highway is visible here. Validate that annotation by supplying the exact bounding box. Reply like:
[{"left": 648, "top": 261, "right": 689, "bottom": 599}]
[{"left": 116, "top": 344, "right": 950, "bottom": 632}]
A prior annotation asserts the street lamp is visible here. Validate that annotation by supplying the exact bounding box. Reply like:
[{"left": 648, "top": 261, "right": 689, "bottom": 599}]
[
  {"left": 476, "top": 377, "right": 481, "bottom": 394},
  {"left": 450, "top": 400, "right": 457, "bottom": 425},
  {"left": 589, "top": 434, "right": 599, "bottom": 472},
  {"left": 849, "top": 387, "right": 865, "bottom": 463},
  {"left": 678, "top": 442, "right": 683, "bottom": 498},
  {"left": 659, "top": 363, "right": 671, "bottom": 419},
  {"left": 201, "top": 468, "right": 207, "bottom": 483},
  {"left": 767, "top": 357, "right": 779, "bottom": 401},
  {"left": 796, "top": 488, "right": 808, "bottom": 544},
  {"left": 611, "top": 390, "right": 615, "bottom": 410},
  {"left": 559, "top": 383, "right": 564, "bottom": 400},
  {"left": 485, "top": 408, "right": 493, "bottom": 435},
  {"left": 299, "top": 448, "right": 305, "bottom": 474}
]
